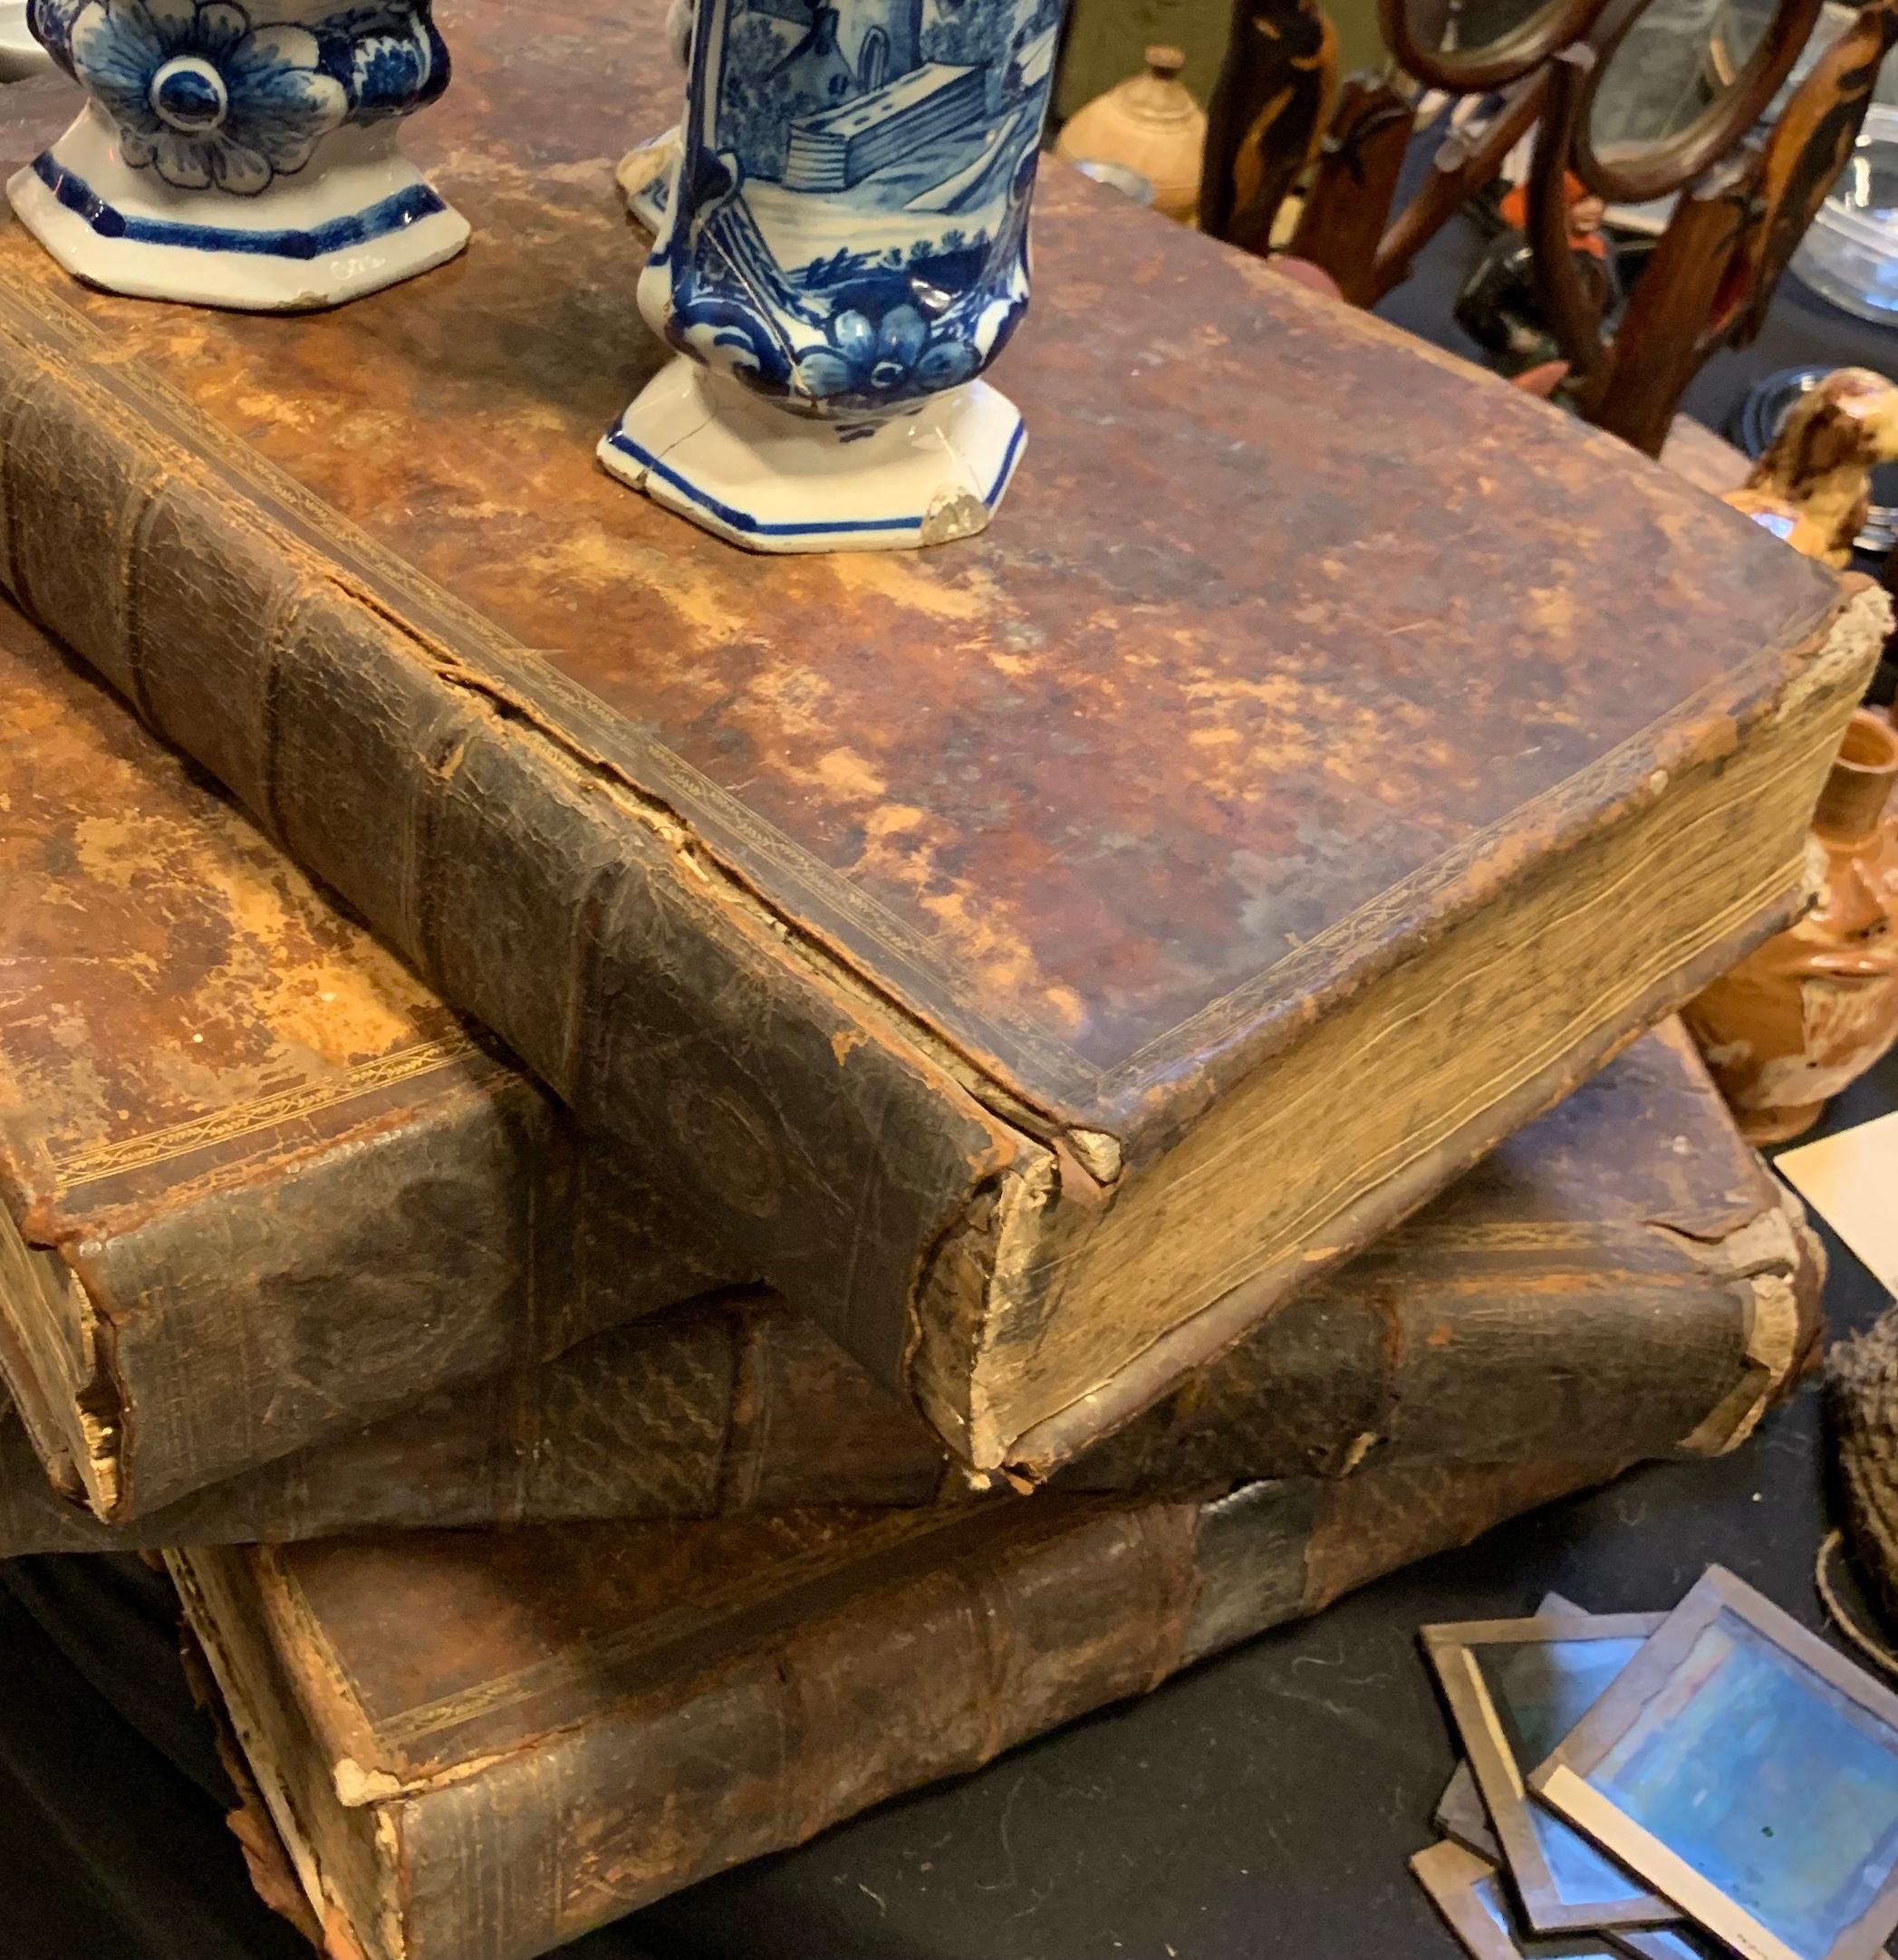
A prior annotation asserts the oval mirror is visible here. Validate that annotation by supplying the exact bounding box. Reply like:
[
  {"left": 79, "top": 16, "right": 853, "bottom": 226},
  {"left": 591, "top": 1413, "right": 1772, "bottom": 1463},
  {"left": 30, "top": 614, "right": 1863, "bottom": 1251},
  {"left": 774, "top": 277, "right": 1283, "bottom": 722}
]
[
  {"left": 1380, "top": 0, "right": 1606, "bottom": 91},
  {"left": 1573, "top": 0, "right": 1820, "bottom": 199}
]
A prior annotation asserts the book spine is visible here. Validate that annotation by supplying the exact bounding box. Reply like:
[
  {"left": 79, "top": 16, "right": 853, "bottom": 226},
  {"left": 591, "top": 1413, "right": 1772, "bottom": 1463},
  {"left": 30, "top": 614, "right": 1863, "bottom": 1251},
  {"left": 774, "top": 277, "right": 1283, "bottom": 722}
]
[
  {"left": 0, "top": 1068, "right": 730, "bottom": 1523},
  {"left": 0, "top": 1297, "right": 953, "bottom": 1552},
  {"left": 371, "top": 1459, "right": 1622, "bottom": 1960},
  {"left": 0, "top": 312, "right": 1020, "bottom": 1413},
  {"left": 0, "top": 1176, "right": 1816, "bottom": 1551}
]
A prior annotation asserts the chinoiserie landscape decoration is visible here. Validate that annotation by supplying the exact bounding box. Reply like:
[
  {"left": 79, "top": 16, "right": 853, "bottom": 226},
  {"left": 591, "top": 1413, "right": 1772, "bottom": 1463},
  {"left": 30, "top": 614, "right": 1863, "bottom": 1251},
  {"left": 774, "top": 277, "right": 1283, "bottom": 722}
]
[
  {"left": 10, "top": 0, "right": 468, "bottom": 309},
  {"left": 599, "top": 0, "right": 1068, "bottom": 553}
]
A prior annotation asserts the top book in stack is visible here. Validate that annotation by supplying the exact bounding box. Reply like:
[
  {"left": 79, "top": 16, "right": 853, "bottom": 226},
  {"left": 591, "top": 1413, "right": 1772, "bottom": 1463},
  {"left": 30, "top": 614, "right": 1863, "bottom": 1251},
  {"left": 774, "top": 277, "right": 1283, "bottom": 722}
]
[{"left": 0, "top": 0, "right": 1878, "bottom": 1478}]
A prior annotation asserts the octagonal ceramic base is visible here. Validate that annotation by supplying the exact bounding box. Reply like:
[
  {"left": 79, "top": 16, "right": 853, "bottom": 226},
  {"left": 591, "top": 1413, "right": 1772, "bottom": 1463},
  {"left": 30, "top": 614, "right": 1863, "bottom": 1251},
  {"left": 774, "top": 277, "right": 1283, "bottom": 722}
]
[
  {"left": 599, "top": 358, "right": 1026, "bottom": 554},
  {"left": 0, "top": 1, "right": 53, "bottom": 79},
  {"left": 8, "top": 107, "right": 469, "bottom": 312}
]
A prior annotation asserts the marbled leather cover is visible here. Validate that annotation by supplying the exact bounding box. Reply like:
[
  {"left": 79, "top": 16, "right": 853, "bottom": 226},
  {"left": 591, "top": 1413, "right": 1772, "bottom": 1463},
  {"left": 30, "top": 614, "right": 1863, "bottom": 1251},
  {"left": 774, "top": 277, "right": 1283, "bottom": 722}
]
[
  {"left": 0, "top": 0, "right": 1864, "bottom": 1475},
  {"left": 0, "top": 574, "right": 1815, "bottom": 1548}
]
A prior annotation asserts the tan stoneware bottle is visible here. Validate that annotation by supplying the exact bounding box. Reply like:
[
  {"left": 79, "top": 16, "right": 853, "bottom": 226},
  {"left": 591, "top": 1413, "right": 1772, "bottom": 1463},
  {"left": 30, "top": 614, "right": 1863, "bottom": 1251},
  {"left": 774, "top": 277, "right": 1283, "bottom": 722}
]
[
  {"left": 1684, "top": 709, "right": 1898, "bottom": 1143},
  {"left": 1055, "top": 44, "right": 1209, "bottom": 225}
]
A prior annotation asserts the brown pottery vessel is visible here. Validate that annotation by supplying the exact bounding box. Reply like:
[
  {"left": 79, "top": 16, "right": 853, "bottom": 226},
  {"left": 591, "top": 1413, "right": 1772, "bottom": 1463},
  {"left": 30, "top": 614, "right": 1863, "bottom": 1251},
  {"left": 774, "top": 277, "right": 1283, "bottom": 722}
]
[
  {"left": 1685, "top": 710, "right": 1898, "bottom": 1143},
  {"left": 1055, "top": 45, "right": 1209, "bottom": 224}
]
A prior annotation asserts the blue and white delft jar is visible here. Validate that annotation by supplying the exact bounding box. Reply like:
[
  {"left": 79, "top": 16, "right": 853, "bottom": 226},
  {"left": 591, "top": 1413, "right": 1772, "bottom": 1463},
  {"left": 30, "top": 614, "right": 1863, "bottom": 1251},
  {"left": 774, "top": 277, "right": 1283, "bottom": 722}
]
[
  {"left": 600, "top": 0, "right": 1068, "bottom": 553},
  {"left": 11, "top": 0, "right": 467, "bottom": 310}
]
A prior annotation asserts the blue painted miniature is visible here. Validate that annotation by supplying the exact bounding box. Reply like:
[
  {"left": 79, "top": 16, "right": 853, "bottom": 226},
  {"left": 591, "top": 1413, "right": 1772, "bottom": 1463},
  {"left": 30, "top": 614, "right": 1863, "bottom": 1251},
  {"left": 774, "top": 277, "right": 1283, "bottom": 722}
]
[
  {"left": 601, "top": 0, "right": 1070, "bottom": 552},
  {"left": 11, "top": 0, "right": 468, "bottom": 308}
]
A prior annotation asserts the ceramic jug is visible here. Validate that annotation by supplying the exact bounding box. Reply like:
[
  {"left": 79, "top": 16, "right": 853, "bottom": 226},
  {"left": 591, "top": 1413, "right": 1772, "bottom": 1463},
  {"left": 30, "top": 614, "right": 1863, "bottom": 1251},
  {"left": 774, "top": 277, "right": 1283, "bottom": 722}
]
[
  {"left": 600, "top": 0, "right": 1069, "bottom": 552},
  {"left": 1055, "top": 45, "right": 1206, "bottom": 225},
  {"left": 1685, "top": 709, "right": 1898, "bottom": 1142},
  {"left": 13, "top": 0, "right": 467, "bottom": 309}
]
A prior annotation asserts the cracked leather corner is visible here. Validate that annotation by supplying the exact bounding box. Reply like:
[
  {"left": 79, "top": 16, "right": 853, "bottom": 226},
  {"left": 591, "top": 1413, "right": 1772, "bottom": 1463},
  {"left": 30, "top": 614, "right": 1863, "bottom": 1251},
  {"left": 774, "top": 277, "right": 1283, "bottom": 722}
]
[
  {"left": 1775, "top": 580, "right": 1893, "bottom": 722},
  {"left": 906, "top": 1144, "right": 1062, "bottom": 1474},
  {"left": 333, "top": 1756, "right": 407, "bottom": 1808},
  {"left": 332, "top": 1736, "right": 554, "bottom": 1808},
  {"left": 1065, "top": 1127, "right": 1122, "bottom": 1186},
  {"left": 1668, "top": 1196, "right": 1818, "bottom": 1456},
  {"left": 0, "top": 1223, "right": 129, "bottom": 1520}
]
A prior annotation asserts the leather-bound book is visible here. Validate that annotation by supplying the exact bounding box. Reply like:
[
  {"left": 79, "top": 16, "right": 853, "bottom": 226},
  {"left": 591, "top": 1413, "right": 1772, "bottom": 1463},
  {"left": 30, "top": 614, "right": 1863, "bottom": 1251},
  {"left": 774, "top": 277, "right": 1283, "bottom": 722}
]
[
  {"left": 0, "top": 598, "right": 1817, "bottom": 1532},
  {"left": 174, "top": 1457, "right": 1632, "bottom": 1960},
  {"left": 0, "top": 0, "right": 1877, "bottom": 1481},
  {"left": 0, "top": 595, "right": 726, "bottom": 1523},
  {"left": 0, "top": 1020, "right": 1818, "bottom": 1552}
]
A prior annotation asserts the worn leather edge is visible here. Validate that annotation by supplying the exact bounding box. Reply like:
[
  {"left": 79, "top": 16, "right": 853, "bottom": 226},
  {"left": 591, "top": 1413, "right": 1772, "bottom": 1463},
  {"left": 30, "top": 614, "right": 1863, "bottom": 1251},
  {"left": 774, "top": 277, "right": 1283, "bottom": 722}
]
[
  {"left": 0, "top": 1072, "right": 569, "bottom": 1523},
  {"left": 0, "top": 1210, "right": 108, "bottom": 1509},
  {"left": 997, "top": 881, "right": 1809, "bottom": 1482},
  {"left": 1090, "top": 579, "right": 1864, "bottom": 1144},
  {"left": 175, "top": 1456, "right": 1630, "bottom": 1957},
  {"left": 1670, "top": 1191, "right": 1824, "bottom": 1456},
  {"left": 169, "top": 1545, "right": 404, "bottom": 1960}
]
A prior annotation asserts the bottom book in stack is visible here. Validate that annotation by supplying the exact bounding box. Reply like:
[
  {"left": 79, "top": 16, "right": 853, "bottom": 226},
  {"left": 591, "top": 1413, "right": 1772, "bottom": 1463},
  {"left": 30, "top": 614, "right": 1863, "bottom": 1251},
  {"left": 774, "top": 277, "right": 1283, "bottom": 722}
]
[
  {"left": 174, "top": 1461, "right": 1632, "bottom": 1960},
  {"left": 174, "top": 1073, "right": 1827, "bottom": 1960}
]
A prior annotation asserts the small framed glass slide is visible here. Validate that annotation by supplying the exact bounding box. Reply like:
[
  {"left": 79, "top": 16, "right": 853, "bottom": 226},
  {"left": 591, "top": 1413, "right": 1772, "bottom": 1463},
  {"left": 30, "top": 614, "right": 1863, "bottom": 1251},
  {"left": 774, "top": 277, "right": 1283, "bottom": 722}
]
[
  {"left": 1422, "top": 1607, "right": 1676, "bottom": 1931},
  {"left": 1411, "top": 1839, "right": 1628, "bottom": 1960},
  {"left": 1532, "top": 1566, "right": 1898, "bottom": 1960}
]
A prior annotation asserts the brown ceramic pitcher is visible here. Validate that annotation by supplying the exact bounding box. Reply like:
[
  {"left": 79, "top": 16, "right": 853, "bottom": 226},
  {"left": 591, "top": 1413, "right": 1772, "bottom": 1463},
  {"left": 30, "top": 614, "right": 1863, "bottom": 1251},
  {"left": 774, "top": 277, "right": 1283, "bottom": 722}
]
[{"left": 1685, "top": 709, "right": 1898, "bottom": 1143}]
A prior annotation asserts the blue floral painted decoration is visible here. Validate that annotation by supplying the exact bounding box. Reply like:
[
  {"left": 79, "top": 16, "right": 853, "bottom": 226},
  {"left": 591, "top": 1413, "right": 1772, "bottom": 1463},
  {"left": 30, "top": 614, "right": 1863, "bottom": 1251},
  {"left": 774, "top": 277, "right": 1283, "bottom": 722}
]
[
  {"left": 28, "top": 0, "right": 447, "bottom": 196},
  {"left": 795, "top": 300, "right": 978, "bottom": 404},
  {"left": 645, "top": 0, "right": 1059, "bottom": 423}
]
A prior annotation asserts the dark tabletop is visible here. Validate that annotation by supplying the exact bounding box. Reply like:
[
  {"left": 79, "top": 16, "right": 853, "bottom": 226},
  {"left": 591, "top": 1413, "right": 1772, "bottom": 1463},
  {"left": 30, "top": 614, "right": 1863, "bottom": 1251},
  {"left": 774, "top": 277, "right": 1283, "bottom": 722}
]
[{"left": 4, "top": 228, "right": 1898, "bottom": 1960}]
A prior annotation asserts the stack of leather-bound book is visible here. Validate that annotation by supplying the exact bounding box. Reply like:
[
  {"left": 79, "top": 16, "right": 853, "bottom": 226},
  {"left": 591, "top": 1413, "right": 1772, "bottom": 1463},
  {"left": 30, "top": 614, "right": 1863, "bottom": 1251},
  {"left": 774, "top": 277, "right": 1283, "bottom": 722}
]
[{"left": 0, "top": 3, "right": 1882, "bottom": 1955}]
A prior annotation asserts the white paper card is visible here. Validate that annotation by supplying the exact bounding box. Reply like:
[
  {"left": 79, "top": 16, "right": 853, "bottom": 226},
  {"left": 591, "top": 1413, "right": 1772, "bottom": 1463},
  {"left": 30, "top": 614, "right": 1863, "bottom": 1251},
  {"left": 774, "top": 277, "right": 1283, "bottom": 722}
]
[{"left": 1776, "top": 1110, "right": 1898, "bottom": 1297}]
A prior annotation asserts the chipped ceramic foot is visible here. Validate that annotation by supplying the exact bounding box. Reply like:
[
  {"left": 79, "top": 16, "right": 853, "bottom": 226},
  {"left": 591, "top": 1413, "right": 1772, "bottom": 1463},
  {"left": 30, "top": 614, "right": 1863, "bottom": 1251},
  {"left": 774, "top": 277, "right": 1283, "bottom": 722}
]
[
  {"left": 616, "top": 126, "right": 679, "bottom": 235},
  {"left": 8, "top": 110, "right": 469, "bottom": 312},
  {"left": 599, "top": 357, "right": 1026, "bottom": 555},
  {"left": 0, "top": 1, "right": 53, "bottom": 79}
]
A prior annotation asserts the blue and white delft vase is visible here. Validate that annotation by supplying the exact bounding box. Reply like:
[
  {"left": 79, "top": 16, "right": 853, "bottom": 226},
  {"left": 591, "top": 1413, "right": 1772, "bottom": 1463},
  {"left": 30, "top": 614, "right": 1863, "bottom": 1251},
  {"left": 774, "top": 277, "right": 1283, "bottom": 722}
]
[
  {"left": 10, "top": 0, "right": 468, "bottom": 310},
  {"left": 600, "top": 0, "right": 1068, "bottom": 553}
]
